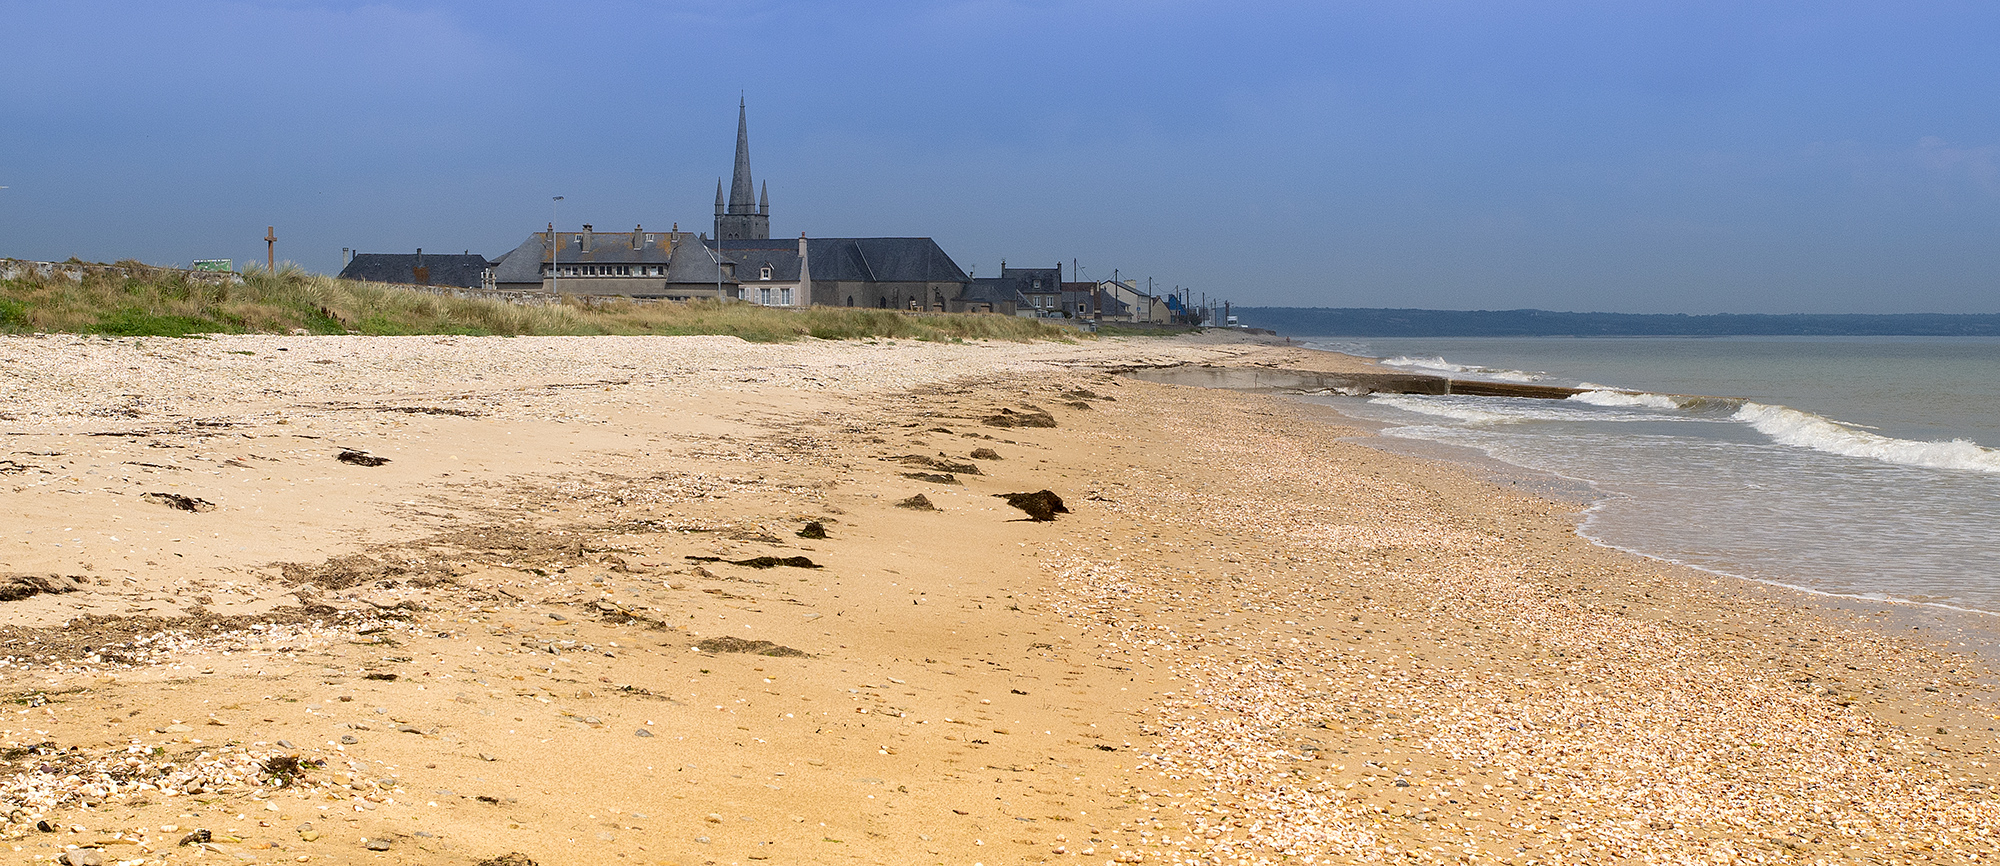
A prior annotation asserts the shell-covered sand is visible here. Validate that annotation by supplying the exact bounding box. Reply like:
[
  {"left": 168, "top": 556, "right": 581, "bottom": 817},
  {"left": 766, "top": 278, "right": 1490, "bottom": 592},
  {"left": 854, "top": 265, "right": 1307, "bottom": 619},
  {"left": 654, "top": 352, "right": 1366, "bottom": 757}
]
[{"left": 0, "top": 331, "right": 1993, "bottom": 865}]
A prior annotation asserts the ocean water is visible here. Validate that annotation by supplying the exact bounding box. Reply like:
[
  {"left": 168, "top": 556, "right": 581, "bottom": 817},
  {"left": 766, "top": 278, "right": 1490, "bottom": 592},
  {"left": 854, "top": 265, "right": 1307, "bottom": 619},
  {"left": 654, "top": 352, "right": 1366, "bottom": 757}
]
[{"left": 1296, "top": 336, "right": 2000, "bottom": 614}]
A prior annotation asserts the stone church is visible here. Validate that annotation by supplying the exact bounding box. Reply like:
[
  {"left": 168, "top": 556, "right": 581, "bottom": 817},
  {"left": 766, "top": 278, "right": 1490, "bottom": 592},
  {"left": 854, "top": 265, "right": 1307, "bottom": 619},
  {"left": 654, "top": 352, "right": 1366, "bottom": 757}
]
[{"left": 488, "top": 101, "right": 991, "bottom": 310}]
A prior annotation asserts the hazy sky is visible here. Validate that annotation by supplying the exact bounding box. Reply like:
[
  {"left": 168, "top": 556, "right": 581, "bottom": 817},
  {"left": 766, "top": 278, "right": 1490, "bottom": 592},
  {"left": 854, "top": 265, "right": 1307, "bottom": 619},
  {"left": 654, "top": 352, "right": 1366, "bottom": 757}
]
[{"left": 4, "top": 1, "right": 1999, "bottom": 313}]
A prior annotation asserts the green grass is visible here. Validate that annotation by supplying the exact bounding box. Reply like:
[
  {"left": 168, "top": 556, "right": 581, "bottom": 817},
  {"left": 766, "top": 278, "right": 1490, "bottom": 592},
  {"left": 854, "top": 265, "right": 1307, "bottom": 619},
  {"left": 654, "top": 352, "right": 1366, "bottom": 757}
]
[
  {"left": 1096, "top": 323, "right": 1201, "bottom": 337},
  {"left": 0, "top": 261, "right": 1082, "bottom": 343}
]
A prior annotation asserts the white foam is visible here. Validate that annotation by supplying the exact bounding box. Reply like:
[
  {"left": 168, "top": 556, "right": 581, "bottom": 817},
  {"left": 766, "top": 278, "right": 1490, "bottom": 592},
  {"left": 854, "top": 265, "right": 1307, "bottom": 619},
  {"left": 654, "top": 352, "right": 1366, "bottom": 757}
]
[
  {"left": 1733, "top": 402, "right": 2000, "bottom": 474},
  {"left": 1567, "top": 390, "right": 1683, "bottom": 410},
  {"left": 1368, "top": 395, "right": 1522, "bottom": 424},
  {"left": 1380, "top": 355, "right": 1476, "bottom": 374},
  {"left": 1388, "top": 356, "right": 1550, "bottom": 384}
]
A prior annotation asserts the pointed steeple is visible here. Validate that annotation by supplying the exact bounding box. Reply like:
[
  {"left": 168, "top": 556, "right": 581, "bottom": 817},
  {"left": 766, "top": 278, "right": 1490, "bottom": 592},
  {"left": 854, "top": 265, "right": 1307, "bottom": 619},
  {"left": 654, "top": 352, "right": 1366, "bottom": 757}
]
[
  {"left": 716, "top": 98, "right": 771, "bottom": 240},
  {"left": 759, "top": 181, "right": 768, "bottom": 215},
  {"left": 728, "top": 97, "right": 756, "bottom": 216}
]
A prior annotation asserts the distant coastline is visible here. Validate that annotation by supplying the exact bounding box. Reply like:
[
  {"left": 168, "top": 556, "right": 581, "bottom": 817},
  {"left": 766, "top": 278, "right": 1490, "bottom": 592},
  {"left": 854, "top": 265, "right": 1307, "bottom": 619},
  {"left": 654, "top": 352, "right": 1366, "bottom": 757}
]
[{"left": 1237, "top": 307, "right": 2000, "bottom": 337}]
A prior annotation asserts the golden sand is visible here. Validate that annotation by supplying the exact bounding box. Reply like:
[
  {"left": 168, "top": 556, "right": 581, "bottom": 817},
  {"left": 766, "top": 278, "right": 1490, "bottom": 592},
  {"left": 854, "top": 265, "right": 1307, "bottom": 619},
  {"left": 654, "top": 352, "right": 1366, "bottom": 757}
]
[{"left": 0, "top": 333, "right": 1992, "bottom": 865}]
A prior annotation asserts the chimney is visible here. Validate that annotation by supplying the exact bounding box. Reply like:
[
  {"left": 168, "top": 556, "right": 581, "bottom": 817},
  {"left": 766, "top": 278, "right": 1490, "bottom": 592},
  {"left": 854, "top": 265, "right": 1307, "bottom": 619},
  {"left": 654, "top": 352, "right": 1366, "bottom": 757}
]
[
  {"left": 412, "top": 248, "right": 430, "bottom": 286},
  {"left": 633, "top": 224, "right": 643, "bottom": 250}
]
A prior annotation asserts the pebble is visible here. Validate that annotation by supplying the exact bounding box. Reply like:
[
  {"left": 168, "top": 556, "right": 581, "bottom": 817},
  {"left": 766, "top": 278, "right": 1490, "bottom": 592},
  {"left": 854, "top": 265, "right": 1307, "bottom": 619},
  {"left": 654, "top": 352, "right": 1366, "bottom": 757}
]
[
  {"left": 634, "top": 729, "right": 653, "bottom": 738},
  {"left": 340, "top": 735, "right": 359, "bottom": 744},
  {"left": 365, "top": 838, "right": 392, "bottom": 851}
]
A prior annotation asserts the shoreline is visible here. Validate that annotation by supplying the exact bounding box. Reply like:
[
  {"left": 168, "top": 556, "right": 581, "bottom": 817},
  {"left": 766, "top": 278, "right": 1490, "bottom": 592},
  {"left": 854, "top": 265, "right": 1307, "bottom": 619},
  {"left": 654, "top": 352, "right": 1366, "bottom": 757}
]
[
  {"left": 0, "top": 334, "right": 1995, "bottom": 864},
  {"left": 1291, "top": 391, "right": 2000, "bottom": 667}
]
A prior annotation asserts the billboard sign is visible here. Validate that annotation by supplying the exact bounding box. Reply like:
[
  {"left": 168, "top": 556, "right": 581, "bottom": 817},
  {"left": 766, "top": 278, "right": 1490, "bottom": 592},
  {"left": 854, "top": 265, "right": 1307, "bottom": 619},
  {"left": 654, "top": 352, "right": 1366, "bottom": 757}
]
[{"left": 190, "top": 259, "right": 233, "bottom": 273}]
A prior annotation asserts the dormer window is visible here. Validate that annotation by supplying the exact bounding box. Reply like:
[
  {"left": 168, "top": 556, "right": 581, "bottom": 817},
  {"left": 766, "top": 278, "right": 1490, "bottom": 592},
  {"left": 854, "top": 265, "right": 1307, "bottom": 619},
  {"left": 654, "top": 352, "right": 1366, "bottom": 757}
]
[
  {"left": 760, "top": 266, "right": 772, "bottom": 280},
  {"left": 1032, "top": 279, "right": 1041, "bottom": 289}
]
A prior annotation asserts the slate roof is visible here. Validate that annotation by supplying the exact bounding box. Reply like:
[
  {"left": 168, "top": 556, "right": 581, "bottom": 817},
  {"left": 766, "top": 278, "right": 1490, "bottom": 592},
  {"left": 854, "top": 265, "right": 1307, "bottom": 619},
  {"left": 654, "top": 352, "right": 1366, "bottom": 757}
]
[
  {"left": 962, "top": 278, "right": 1030, "bottom": 306},
  {"left": 665, "top": 240, "right": 729, "bottom": 283},
  {"left": 491, "top": 235, "right": 549, "bottom": 286},
  {"left": 339, "top": 253, "right": 491, "bottom": 289},
  {"left": 728, "top": 246, "right": 804, "bottom": 283},
  {"left": 1002, "top": 266, "right": 1063, "bottom": 294},
  {"left": 1056, "top": 285, "right": 1131, "bottom": 317},
  {"left": 714, "top": 237, "right": 968, "bottom": 284},
  {"left": 490, "top": 230, "right": 684, "bottom": 286}
]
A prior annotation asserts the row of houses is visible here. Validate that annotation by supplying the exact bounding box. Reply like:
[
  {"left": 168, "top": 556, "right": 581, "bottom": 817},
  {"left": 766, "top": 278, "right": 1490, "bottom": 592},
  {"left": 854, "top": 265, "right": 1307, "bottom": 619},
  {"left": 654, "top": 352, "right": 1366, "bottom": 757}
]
[{"left": 338, "top": 101, "right": 1206, "bottom": 324}]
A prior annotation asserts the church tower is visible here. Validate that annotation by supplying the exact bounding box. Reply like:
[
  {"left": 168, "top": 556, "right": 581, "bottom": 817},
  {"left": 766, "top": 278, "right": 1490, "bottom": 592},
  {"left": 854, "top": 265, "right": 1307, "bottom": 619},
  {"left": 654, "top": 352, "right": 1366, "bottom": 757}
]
[{"left": 715, "top": 98, "right": 771, "bottom": 240}]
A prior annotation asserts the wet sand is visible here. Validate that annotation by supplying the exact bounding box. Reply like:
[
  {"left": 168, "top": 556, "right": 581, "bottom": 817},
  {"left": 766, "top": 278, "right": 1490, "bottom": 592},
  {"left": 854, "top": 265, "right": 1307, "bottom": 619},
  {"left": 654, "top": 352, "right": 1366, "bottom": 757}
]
[{"left": 0, "top": 333, "right": 1994, "bottom": 865}]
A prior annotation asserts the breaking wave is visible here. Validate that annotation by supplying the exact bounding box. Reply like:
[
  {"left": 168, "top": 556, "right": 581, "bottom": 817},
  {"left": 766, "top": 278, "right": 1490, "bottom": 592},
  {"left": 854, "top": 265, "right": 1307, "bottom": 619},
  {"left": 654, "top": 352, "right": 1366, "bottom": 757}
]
[
  {"left": 1566, "top": 390, "right": 1684, "bottom": 410},
  {"left": 1733, "top": 402, "right": 2000, "bottom": 474},
  {"left": 1379, "top": 356, "right": 1546, "bottom": 383}
]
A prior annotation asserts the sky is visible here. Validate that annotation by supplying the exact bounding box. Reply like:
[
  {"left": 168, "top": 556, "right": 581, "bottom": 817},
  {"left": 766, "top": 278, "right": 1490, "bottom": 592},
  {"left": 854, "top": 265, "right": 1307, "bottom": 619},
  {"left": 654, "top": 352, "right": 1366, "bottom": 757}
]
[{"left": 3, "top": 1, "right": 2000, "bottom": 314}]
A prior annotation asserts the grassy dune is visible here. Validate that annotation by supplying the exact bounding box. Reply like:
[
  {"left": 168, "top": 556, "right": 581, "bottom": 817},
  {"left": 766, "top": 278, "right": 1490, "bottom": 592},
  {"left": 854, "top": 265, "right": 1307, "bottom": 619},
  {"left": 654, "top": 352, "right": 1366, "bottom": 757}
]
[{"left": 0, "top": 262, "right": 1081, "bottom": 342}]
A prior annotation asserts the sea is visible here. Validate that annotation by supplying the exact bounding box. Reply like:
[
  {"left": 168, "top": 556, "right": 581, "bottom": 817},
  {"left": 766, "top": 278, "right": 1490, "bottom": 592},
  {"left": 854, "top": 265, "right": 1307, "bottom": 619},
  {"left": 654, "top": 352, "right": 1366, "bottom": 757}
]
[{"left": 1291, "top": 336, "right": 2000, "bottom": 619}]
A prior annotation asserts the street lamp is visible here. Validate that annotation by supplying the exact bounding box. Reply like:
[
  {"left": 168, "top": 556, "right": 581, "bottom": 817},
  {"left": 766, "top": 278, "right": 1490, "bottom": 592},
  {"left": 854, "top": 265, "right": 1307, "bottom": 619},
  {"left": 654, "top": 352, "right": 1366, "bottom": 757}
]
[{"left": 551, "top": 196, "right": 564, "bottom": 294}]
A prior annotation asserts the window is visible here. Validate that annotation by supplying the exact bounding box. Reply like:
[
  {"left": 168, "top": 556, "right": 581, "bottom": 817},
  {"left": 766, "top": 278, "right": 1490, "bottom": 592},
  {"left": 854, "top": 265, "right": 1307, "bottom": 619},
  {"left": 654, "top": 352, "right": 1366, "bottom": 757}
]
[
  {"left": 759, "top": 287, "right": 771, "bottom": 305},
  {"left": 1078, "top": 303, "right": 1088, "bottom": 313},
  {"left": 1032, "top": 279, "right": 1041, "bottom": 289},
  {"left": 760, "top": 266, "right": 772, "bottom": 280},
  {"left": 780, "top": 287, "right": 792, "bottom": 305}
]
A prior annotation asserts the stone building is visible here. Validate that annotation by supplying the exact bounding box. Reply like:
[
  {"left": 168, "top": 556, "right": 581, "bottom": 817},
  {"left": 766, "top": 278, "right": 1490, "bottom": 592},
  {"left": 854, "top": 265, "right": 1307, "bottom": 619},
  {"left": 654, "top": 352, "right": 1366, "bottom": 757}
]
[
  {"left": 489, "top": 224, "right": 736, "bottom": 299},
  {"left": 973, "top": 264, "right": 1062, "bottom": 316},
  {"left": 718, "top": 236, "right": 968, "bottom": 310}
]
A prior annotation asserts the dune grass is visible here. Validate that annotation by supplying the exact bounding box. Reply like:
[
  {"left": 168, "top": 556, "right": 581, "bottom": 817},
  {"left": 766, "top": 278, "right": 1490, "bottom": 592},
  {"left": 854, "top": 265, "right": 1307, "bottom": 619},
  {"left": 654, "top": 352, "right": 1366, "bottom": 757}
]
[{"left": 0, "top": 262, "right": 1081, "bottom": 342}]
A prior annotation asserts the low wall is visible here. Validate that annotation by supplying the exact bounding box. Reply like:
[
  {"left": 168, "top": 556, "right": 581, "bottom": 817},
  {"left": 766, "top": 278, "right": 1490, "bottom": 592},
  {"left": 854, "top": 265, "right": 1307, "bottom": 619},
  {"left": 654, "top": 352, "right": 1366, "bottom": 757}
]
[
  {"left": 355, "top": 282, "right": 663, "bottom": 308},
  {"left": 1, "top": 258, "right": 242, "bottom": 285}
]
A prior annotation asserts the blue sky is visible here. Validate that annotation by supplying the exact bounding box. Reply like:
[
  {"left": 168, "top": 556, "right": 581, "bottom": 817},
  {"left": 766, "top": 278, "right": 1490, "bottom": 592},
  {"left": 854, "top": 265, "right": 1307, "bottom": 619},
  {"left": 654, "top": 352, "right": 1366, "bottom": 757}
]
[{"left": 3, "top": 1, "right": 1999, "bottom": 313}]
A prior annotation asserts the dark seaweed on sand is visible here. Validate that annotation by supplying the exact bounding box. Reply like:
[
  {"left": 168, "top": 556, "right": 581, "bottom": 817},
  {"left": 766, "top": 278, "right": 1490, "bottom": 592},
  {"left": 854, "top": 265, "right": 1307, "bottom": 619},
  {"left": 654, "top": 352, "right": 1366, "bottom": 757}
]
[{"left": 996, "top": 490, "right": 1068, "bottom": 521}]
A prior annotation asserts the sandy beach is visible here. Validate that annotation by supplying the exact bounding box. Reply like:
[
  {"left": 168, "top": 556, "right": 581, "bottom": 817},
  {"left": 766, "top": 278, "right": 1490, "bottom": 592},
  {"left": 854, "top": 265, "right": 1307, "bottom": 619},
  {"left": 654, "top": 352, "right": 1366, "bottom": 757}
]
[{"left": 0, "top": 331, "right": 1994, "bottom": 866}]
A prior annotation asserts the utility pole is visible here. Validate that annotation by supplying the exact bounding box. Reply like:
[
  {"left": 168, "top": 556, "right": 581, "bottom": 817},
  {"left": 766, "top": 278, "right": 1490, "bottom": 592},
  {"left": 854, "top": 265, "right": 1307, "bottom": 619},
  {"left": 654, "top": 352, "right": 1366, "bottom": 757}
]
[
  {"left": 550, "top": 196, "right": 563, "bottom": 295},
  {"left": 265, "top": 226, "right": 277, "bottom": 272}
]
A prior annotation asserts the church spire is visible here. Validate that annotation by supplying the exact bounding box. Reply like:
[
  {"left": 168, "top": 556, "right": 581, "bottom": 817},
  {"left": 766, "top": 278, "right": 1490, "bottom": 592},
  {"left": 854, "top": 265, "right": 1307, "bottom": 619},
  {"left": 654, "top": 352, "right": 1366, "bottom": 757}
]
[
  {"left": 759, "top": 181, "right": 768, "bottom": 215},
  {"left": 716, "top": 98, "right": 771, "bottom": 240},
  {"left": 728, "top": 97, "right": 755, "bottom": 216}
]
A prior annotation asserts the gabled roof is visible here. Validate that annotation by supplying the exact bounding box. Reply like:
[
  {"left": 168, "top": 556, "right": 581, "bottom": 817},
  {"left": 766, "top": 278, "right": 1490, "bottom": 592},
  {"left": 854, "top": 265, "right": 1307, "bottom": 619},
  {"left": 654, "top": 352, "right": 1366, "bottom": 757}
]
[
  {"left": 490, "top": 230, "right": 685, "bottom": 285},
  {"left": 729, "top": 246, "right": 804, "bottom": 283},
  {"left": 1001, "top": 266, "right": 1061, "bottom": 292},
  {"left": 1056, "top": 285, "right": 1131, "bottom": 316},
  {"left": 714, "top": 237, "right": 968, "bottom": 284},
  {"left": 492, "top": 235, "right": 549, "bottom": 285},
  {"left": 665, "top": 240, "right": 729, "bottom": 284},
  {"left": 339, "top": 252, "right": 490, "bottom": 289}
]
